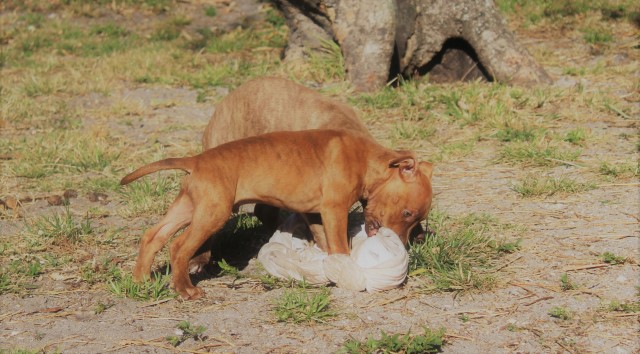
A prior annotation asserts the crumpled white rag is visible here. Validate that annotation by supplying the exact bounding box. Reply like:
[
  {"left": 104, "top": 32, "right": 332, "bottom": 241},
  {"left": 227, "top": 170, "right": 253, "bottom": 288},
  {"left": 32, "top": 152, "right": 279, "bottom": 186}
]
[{"left": 257, "top": 216, "right": 408, "bottom": 292}]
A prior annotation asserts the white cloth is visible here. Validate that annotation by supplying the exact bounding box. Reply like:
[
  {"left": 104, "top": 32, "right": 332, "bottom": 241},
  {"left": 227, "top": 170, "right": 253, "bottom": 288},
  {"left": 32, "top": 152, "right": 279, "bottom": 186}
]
[{"left": 257, "top": 217, "right": 408, "bottom": 292}]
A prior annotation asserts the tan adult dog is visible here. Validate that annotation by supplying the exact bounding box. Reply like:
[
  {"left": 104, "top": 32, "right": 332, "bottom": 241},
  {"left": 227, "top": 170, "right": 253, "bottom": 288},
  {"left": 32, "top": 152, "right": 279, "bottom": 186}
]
[
  {"left": 195, "top": 77, "right": 373, "bottom": 271},
  {"left": 121, "top": 129, "right": 433, "bottom": 299},
  {"left": 202, "top": 77, "right": 372, "bottom": 149}
]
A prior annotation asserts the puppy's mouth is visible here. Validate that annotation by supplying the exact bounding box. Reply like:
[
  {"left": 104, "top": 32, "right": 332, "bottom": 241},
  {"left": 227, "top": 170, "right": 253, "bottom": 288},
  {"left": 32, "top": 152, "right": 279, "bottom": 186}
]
[{"left": 365, "top": 218, "right": 381, "bottom": 237}]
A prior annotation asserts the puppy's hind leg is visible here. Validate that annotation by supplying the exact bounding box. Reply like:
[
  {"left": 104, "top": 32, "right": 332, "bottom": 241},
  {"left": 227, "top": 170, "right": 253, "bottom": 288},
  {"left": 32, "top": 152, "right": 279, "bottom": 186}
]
[
  {"left": 169, "top": 201, "right": 232, "bottom": 300},
  {"left": 133, "top": 190, "right": 193, "bottom": 282}
]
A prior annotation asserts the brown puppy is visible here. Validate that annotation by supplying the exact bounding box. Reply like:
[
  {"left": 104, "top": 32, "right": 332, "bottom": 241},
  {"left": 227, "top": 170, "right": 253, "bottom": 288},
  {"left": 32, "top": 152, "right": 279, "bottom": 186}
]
[
  {"left": 196, "top": 77, "right": 425, "bottom": 271},
  {"left": 121, "top": 129, "right": 433, "bottom": 299}
]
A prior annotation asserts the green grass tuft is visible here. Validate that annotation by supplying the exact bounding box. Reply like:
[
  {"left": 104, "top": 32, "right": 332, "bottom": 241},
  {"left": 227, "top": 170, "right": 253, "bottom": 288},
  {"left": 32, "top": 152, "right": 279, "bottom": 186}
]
[
  {"left": 498, "top": 142, "right": 581, "bottom": 167},
  {"left": 599, "top": 161, "right": 639, "bottom": 178},
  {"left": 409, "top": 210, "right": 521, "bottom": 292},
  {"left": 494, "top": 126, "right": 543, "bottom": 142},
  {"left": 606, "top": 300, "right": 640, "bottom": 313},
  {"left": 582, "top": 28, "right": 613, "bottom": 44},
  {"left": 166, "top": 321, "right": 207, "bottom": 347},
  {"left": 599, "top": 252, "right": 628, "bottom": 265},
  {"left": 274, "top": 287, "right": 336, "bottom": 323},
  {"left": 351, "top": 87, "right": 402, "bottom": 110},
  {"left": 25, "top": 206, "right": 93, "bottom": 242},
  {"left": 108, "top": 269, "right": 175, "bottom": 301},
  {"left": 560, "top": 273, "right": 577, "bottom": 291},
  {"left": 204, "top": 6, "right": 217, "bottom": 17},
  {"left": 340, "top": 327, "right": 445, "bottom": 354},
  {"left": 548, "top": 306, "right": 572, "bottom": 320},
  {"left": 118, "top": 174, "right": 181, "bottom": 217},
  {"left": 512, "top": 175, "right": 596, "bottom": 197}
]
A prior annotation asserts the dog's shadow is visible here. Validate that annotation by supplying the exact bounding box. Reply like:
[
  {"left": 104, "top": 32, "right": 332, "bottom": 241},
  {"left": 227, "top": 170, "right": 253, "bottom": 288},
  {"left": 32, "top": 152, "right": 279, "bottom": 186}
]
[
  {"left": 168, "top": 209, "right": 367, "bottom": 285},
  {"left": 155, "top": 207, "right": 434, "bottom": 286}
]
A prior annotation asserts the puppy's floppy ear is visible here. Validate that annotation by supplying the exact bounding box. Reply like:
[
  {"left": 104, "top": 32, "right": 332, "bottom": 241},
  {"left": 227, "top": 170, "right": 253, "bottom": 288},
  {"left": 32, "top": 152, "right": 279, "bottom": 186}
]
[
  {"left": 418, "top": 161, "right": 433, "bottom": 180},
  {"left": 388, "top": 153, "right": 417, "bottom": 179}
]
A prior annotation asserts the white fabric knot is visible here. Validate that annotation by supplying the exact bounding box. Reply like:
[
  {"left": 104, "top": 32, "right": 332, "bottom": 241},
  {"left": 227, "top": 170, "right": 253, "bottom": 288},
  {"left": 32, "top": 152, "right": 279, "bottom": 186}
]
[{"left": 257, "top": 218, "right": 408, "bottom": 292}]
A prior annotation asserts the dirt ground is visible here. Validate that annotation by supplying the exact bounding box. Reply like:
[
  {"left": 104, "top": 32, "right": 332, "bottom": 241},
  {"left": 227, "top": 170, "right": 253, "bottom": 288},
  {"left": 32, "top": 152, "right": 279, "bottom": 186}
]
[{"left": 1, "top": 1, "right": 638, "bottom": 353}]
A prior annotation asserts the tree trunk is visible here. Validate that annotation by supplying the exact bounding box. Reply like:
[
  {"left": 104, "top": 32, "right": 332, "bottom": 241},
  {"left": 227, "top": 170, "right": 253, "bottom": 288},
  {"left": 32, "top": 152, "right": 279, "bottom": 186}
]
[{"left": 273, "top": 0, "right": 552, "bottom": 91}]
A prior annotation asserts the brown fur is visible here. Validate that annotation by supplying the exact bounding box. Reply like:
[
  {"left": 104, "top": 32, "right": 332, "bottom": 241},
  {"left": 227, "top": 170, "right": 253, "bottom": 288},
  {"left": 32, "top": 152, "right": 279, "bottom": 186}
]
[
  {"left": 122, "top": 129, "right": 433, "bottom": 299},
  {"left": 202, "top": 77, "right": 372, "bottom": 149},
  {"left": 195, "top": 77, "right": 376, "bottom": 272}
]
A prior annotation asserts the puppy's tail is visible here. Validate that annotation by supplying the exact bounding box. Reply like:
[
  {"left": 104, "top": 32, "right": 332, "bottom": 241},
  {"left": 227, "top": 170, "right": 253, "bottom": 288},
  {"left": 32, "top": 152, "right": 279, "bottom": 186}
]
[{"left": 120, "top": 157, "right": 197, "bottom": 185}]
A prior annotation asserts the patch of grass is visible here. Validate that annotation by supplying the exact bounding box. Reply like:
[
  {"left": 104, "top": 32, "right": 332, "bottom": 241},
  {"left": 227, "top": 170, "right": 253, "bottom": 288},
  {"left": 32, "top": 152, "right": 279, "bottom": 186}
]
[
  {"left": 496, "top": 0, "right": 640, "bottom": 24},
  {"left": 8, "top": 131, "right": 120, "bottom": 178},
  {"left": 90, "top": 23, "right": 129, "bottom": 38},
  {"left": 498, "top": 142, "right": 581, "bottom": 167},
  {"left": 548, "top": 306, "right": 572, "bottom": 320},
  {"left": 598, "top": 161, "right": 639, "bottom": 178},
  {"left": 438, "top": 90, "right": 484, "bottom": 125},
  {"left": 217, "top": 259, "right": 241, "bottom": 279},
  {"left": 393, "top": 122, "right": 436, "bottom": 141},
  {"left": 10, "top": 259, "right": 44, "bottom": 278},
  {"left": 81, "top": 176, "right": 121, "bottom": 194},
  {"left": 0, "top": 271, "right": 12, "bottom": 294},
  {"left": 58, "top": 0, "right": 174, "bottom": 13},
  {"left": 259, "top": 273, "right": 309, "bottom": 290},
  {"left": 21, "top": 12, "right": 46, "bottom": 28},
  {"left": 118, "top": 174, "right": 181, "bottom": 217},
  {"left": 204, "top": 6, "right": 217, "bottom": 17},
  {"left": 582, "top": 28, "right": 613, "bottom": 45},
  {"left": 432, "top": 140, "right": 476, "bottom": 163},
  {"left": 599, "top": 252, "right": 628, "bottom": 265},
  {"left": 560, "top": 273, "right": 577, "bottom": 291},
  {"left": 81, "top": 257, "right": 122, "bottom": 285},
  {"left": 563, "top": 128, "right": 588, "bottom": 145},
  {"left": 108, "top": 269, "right": 175, "bottom": 301},
  {"left": 25, "top": 206, "right": 93, "bottom": 243},
  {"left": 494, "top": 126, "right": 543, "bottom": 142},
  {"left": 20, "top": 33, "right": 53, "bottom": 57},
  {"left": 166, "top": 321, "right": 207, "bottom": 347},
  {"left": 152, "top": 16, "right": 191, "bottom": 41},
  {"left": 94, "top": 301, "right": 114, "bottom": 315},
  {"left": 0, "top": 349, "right": 41, "bottom": 354},
  {"left": 511, "top": 175, "right": 596, "bottom": 197},
  {"left": 265, "top": 8, "right": 285, "bottom": 27},
  {"left": 204, "top": 25, "right": 286, "bottom": 54},
  {"left": 606, "top": 300, "right": 640, "bottom": 313},
  {"left": 305, "top": 39, "right": 345, "bottom": 82},
  {"left": 22, "top": 75, "right": 56, "bottom": 97},
  {"left": 409, "top": 210, "right": 521, "bottom": 292},
  {"left": 352, "top": 87, "right": 402, "bottom": 109},
  {"left": 563, "top": 67, "right": 586, "bottom": 76},
  {"left": 340, "top": 327, "right": 445, "bottom": 354},
  {"left": 274, "top": 287, "right": 336, "bottom": 323}
]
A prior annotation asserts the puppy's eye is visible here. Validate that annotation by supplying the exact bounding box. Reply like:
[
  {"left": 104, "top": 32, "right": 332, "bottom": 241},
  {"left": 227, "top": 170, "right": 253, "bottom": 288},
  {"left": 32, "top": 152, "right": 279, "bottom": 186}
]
[{"left": 402, "top": 210, "right": 413, "bottom": 218}]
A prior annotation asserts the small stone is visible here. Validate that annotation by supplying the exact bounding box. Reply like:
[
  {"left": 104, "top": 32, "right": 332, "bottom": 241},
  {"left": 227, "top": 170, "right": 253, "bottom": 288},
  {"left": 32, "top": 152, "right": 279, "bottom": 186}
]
[
  {"left": 5, "top": 196, "right": 19, "bottom": 209},
  {"left": 63, "top": 189, "right": 78, "bottom": 199},
  {"left": 87, "top": 192, "right": 108, "bottom": 204},
  {"left": 47, "top": 195, "right": 65, "bottom": 206}
]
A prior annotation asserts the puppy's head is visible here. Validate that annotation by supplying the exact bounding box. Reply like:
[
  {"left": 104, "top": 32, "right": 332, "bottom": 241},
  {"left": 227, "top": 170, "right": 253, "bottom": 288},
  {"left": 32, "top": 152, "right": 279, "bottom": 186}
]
[{"left": 363, "top": 154, "right": 433, "bottom": 245}]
